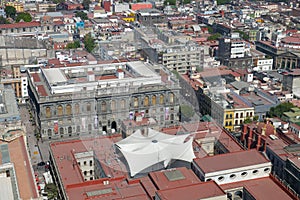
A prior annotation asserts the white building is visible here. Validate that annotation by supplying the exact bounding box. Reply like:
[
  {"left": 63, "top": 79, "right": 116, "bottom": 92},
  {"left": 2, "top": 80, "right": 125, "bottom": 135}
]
[{"left": 192, "top": 149, "right": 272, "bottom": 185}]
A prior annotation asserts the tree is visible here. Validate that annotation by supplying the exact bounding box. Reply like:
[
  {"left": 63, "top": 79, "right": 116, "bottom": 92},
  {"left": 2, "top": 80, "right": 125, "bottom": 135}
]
[
  {"left": 82, "top": 0, "right": 91, "bottom": 10},
  {"left": 16, "top": 12, "right": 32, "bottom": 22},
  {"left": 83, "top": 33, "right": 95, "bottom": 53},
  {"left": 75, "top": 11, "right": 88, "bottom": 20},
  {"left": 268, "top": 102, "right": 295, "bottom": 118},
  {"left": 235, "top": 30, "right": 249, "bottom": 40},
  {"left": 5, "top": 6, "right": 16, "bottom": 19},
  {"left": 244, "top": 117, "right": 252, "bottom": 124},
  {"left": 216, "top": 0, "right": 230, "bottom": 5},
  {"left": 207, "top": 33, "right": 222, "bottom": 41},
  {"left": 164, "top": 0, "right": 176, "bottom": 5},
  {"left": 53, "top": 0, "right": 65, "bottom": 4},
  {"left": 66, "top": 41, "right": 80, "bottom": 49},
  {"left": 0, "top": 16, "right": 10, "bottom": 24}
]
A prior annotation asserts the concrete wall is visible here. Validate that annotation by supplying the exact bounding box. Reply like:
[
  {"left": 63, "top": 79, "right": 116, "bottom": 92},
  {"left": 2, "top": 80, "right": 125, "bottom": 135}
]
[{"left": 0, "top": 48, "right": 47, "bottom": 66}]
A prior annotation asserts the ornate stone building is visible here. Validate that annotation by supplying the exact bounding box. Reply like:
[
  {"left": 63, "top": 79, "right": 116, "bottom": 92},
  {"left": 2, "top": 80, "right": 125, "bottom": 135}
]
[{"left": 27, "top": 61, "right": 180, "bottom": 140}]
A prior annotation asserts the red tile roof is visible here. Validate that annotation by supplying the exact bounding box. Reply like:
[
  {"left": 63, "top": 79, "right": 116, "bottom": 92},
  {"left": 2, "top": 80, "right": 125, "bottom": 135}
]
[
  {"left": 37, "top": 85, "right": 48, "bottom": 97},
  {"left": 0, "top": 21, "right": 40, "bottom": 29},
  {"left": 193, "top": 149, "right": 270, "bottom": 174},
  {"left": 221, "top": 177, "right": 296, "bottom": 200},
  {"left": 31, "top": 73, "right": 41, "bottom": 82},
  {"left": 156, "top": 181, "right": 226, "bottom": 200},
  {"left": 0, "top": 136, "right": 39, "bottom": 199},
  {"left": 149, "top": 167, "right": 201, "bottom": 190}
]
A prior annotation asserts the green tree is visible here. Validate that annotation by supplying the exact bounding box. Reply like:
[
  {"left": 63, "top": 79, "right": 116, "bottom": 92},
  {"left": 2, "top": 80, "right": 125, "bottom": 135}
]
[
  {"left": 217, "top": 0, "right": 230, "bottom": 5},
  {"left": 44, "top": 183, "right": 58, "bottom": 199},
  {"left": 0, "top": 16, "right": 10, "bottom": 24},
  {"left": 16, "top": 12, "right": 32, "bottom": 22},
  {"left": 52, "top": 0, "right": 65, "bottom": 4},
  {"left": 75, "top": 11, "right": 88, "bottom": 20},
  {"left": 164, "top": 0, "right": 176, "bottom": 5},
  {"left": 235, "top": 30, "right": 249, "bottom": 40},
  {"left": 244, "top": 117, "right": 252, "bottom": 124},
  {"left": 5, "top": 6, "right": 16, "bottom": 19},
  {"left": 83, "top": 33, "right": 95, "bottom": 53},
  {"left": 82, "top": 0, "right": 91, "bottom": 10},
  {"left": 66, "top": 41, "right": 80, "bottom": 49},
  {"left": 268, "top": 102, "right": 295, "bottom": 118},
  {"left": 207, "top": 33, "right": 222, "bottom": 41}
]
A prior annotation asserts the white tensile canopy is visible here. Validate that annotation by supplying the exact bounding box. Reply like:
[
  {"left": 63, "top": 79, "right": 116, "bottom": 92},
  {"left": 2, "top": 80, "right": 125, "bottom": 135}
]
[{"left": 115, "top": 128, "right": 195, "bottom": 177}]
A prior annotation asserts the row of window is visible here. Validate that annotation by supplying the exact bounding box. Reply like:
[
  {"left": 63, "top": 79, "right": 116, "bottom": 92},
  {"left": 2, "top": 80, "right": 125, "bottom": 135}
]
[
  {"left": 226, "top": 112, "right": 253, "bottom": 119},
  {"left": 78, "top": 160, "right": 93, "bottom": 166},
  {"left": 45, "top": 94, "right": 174, "bottom": 118},
  {"left": 206, "top": 168, "right": 270, "bottom": 182}
]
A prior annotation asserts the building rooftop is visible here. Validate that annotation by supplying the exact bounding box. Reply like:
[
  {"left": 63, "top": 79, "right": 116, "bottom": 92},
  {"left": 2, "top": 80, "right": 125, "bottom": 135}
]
[
  {"left": 156, "top": 181, "right": 226, "bottom": 200},
  {"left": 148, "top": 167, "right": 200, "bottom": 190},
  {"left": 193, "top": 149, "right": 270, "bottom": 174},
  {"left": 221, "top": 177, "right": 295, "bottom": 200},
  {"left": 0, "top": 136, "right": 38, "bottom": 199},
  {"left": 66, "top": 176, "right": 150, "bottom": 200},
  {"left": 29, "top": 61, "right": 166, "bottom": 98}
]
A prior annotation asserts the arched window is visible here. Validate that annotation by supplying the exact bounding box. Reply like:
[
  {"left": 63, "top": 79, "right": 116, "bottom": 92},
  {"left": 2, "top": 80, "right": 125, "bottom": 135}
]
[
  {"left": 152, "top": 95, "right": 156, "bottom": 105},
  {"left": 144, "top": 96, "right": 149, "bottom": 106},
  {"left": 68, "top": 126, "right": 72, "bottom": 134},
  {"left": 169, "top": 93, "right": 174, "bottom": 104},
  {"left": 46, "top": 107, "right": 51, "bottom": 118},
  {"left": 134, "top": 97, "right": 138, "bottom": 108},
  {"left": 101, "top": 101, "right": 106, "bottom": 112},
  {"left": 76, "top": 125, "right": 80, "bottom": 133},
  {"left": 66, "top": 104, "right": 72, "bottom": 115},
  {"left": 111, "top": 100, "right": 116, "bottom": 111},
  {"left": 87, "top": 103, "right": 91, "bottom": 112},
  {"left": 121, "top": 99, "right": 125, "bottom": 109},
  {"left": 57, "top": 105, "right": 63, "bottom": 116},
  {"left": 59, "top": 127, "right": 64, "bottom": 135},
  {"left": 47, "top": 129, "right": 52, "bottom": 136},
  {"left": 75, "top": 103, "right": 80, "bottom": 114},
  {"left": 159, "top": 95, "right": 164, "bottom": 105}
]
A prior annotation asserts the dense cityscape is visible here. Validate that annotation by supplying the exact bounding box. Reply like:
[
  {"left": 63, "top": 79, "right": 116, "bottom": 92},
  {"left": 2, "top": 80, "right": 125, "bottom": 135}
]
[{"left": 0, "top": 0, "right": 300, "bottom": 199}]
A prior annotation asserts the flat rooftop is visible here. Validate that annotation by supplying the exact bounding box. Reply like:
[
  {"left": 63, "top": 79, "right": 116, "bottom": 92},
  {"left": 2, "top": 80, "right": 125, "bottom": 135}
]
[
  {"left": 221, "top": 177, "right": 296, "bottom": 200},
  {"left": 156, "top": 181, "right": 226, "bottom": 200},
  {"left": 50, "top": 135, "right": 127, "bottom": 187},
  {"left": 149, "top": 167, "right": 201, "bottom": 190},
  {"left": 193, "top": 149, "right": 270, "bottom": 174},
  {"left": 0, "top": 136, "right": 38, "bottom": 199},
  {"left": 30, "top": 61, "right": 163, "bottom": 97}
]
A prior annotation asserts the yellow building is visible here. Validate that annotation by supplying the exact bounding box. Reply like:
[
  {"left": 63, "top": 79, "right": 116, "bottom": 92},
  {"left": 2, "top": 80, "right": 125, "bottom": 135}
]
[
  {"left": 6, "top": 2, "right": 24, "bottom": 12},
  {"left": 224, "top": 109, "right": 234, "bottom": 131}
]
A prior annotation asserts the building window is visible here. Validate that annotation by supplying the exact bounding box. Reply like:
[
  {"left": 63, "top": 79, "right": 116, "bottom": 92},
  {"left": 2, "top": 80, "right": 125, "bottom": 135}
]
[
  {"left": 240, "top": 113, "right": 243, "bottom": 118},
  {"left": 159, "top": 95, "right": 164, "bottom": 105},
  {"left": 90, "top": 160, "right": 93, "bottom": 166},
  {"left": 101, "top": 101, "right": 107, "bottom": 112},
  {"left": 121, "top": 99, "right": 125, "bottom": 109},
  {"left": 264, "top": 168, "right": 270, "bottom": 173},
  {"left": 87, "top": 103, "right": 91, "bottom": 112},
  {"left": 152, "top": 95, "right": 156, "bottom": 105},
  {"left": 230, "top": 174, "right": 236, "bottom": 179},
  {"left": 218, "top": 176, "right": 224, "bottom": 181},
  {"left": 84, "top": 161, "right": 87, "bottom": 165},
  {"left": 84, "top": 171, "right": 87, "bottom": 176},
  {"left": 47, "top": 129, "right": 52, "bottom": 136},
  {"left": 66, "top": 104, "right": 72, "bottom": 115},
  {"left": 90, "top": 170, "right": 93, "bottom": 175},
  {"left": 111, "top": 100, "right": 116, "bottom": 111},
  {"left": 76, "top": 125, "right": 80, "bottom": 133},
  {"left": 88, "top": 124, "right": 92, "bottom": 131},
  {"left": 241, "top": 172, "right": 247, "bottom": 177},
  {"left": 68, "top": 126, "right": 72, "bottom": 134},
  {"left": 235, "top": 120, "right": 238, "bottom": 125},
  {"left": 134, "top": 97, "right": 138, "bottom": 108},
  {"left": 59, "top": 127, "right": 64, "bottom": 135},
  {"left": 235, "top": 113, "right": 239, "bottom": 118},
  {"left": 252, "top": 170, "right": 259, "bottom": 175},
  {"left": 144, "top": 96, "right": 149, "bottom": 106},
  {"left": 46, "top": 107, "right": 51, "bottom": 118},
  {"left": 75, "top": 103, "right": 80, "bottom": 114},
  {"left": 169, "top": 93, "right": 174, "bottom": 104},
  {"left": 57, "top": 105, "right": 63, "bottom": 116}
]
